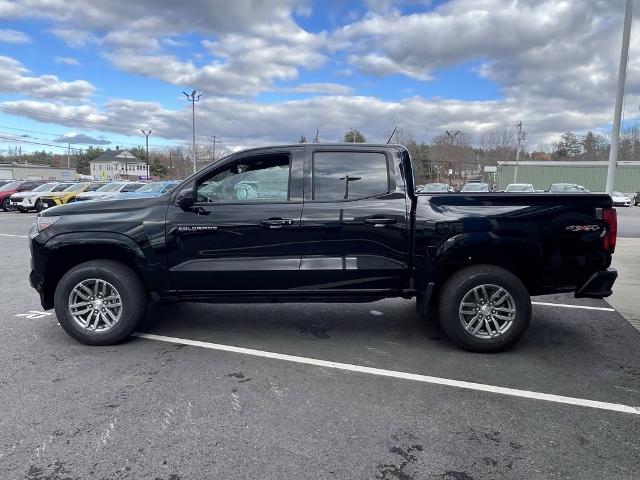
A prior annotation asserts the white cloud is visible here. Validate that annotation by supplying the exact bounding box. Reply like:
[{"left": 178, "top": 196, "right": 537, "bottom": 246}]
[
  {"left": 0, "top": 56, "right": 94, "bottom": 99},
  {"left": 290, "top": 83, "right": 352, "bottom": 95},
  {"left": 54, "top": 132, "right": 110, "bottom": 145},
  {"left": 54, "top": 55, "right": 80, "bottom": 66},
  {"left": 49, "top": 28, "right": 100, "bottom": 48},
  {"left": 0, "top": 28, "right": 30, "bottom": 44},
  {"left": 3, "top": 90, "right": 625, "bottom": 149},
  {"left": 0, "top": 0, "right": 637, "bottom": 148}
]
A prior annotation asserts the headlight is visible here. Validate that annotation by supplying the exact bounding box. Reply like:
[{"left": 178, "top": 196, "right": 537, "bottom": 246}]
[{"left": 36, "top": 216, "right": 61, "bottom": 232}]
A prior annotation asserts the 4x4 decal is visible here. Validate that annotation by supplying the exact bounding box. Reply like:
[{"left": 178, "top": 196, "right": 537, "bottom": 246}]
[{"left": 566, "top": 225, "right": 601, "bottom": 232}]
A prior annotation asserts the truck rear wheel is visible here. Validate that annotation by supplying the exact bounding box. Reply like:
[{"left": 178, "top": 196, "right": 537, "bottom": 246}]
[
  {"left": 438, "top": 265, "right": 531, "bottom": 353},
  {"left": 54, "top": 260, "right": 147, "bottom": 345}
]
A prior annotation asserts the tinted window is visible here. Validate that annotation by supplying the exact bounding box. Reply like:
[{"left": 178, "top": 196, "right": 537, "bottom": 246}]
[
  {"left": 313, "top": 151, "right": 388, "bottom": 201},
  {"left": 197, "top": 154, "right": 290, "bottom": 203},
  {"left": 122, "top": 183, "right": 144, "bottom": 192},
  {"left": 0, "top": 181, "right": 20, "bottom": 191},
  {"left": 33, "top": 183, "right": 58, "bottom": 192}
]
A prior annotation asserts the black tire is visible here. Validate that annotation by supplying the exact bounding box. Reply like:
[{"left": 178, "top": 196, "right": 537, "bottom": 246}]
[
  {"left": 54, "top": 260, "right": 147, "bottom": 345},
  {"left": 1, "top": 197, "right": 11, "bottom": 212},
  {"left": 34, "top": 198, "right": 43, "bottom": 212},
  {"left": 438, "top": 265, "right": 531, "bottom": 353}
]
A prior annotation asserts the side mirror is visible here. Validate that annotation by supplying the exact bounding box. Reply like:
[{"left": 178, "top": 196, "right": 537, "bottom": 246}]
[{"left": 176, "top": 187, "right": 195, "bottom": 210}]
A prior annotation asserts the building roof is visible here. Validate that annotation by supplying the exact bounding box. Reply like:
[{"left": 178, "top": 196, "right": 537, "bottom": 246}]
[
  {"left": 90, "top": 149, "right": 142, "bottom": 163},
  {"left": 0, "top": 163, "right": 75, "bottom": 171},
  {"left": 498, "top": 160, "right": 640, "bottom": 167}
]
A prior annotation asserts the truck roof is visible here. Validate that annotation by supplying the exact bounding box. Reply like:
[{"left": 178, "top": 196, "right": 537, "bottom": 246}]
[{"left": 231, "top": 143, "right": 409, "bottom": 155}]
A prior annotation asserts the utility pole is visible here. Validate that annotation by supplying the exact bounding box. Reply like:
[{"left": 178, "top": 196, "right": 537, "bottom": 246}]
[
  {"left": 141, "top": 130, "right": 152, "bottom": 179},
  {"left": 210, "top": 135, "right": 217, "bottom": 163},
  {"left": 67, "top": 140, "right": 71, "bottom": 168},
  {"left": 169, "top": 150, "right": 172, "bottom": 180},
  {"left": 445, "top": 130, "right": 459, "bottom": 186},
  {"left": 607, "top": 0, "right": 633, "bottom": 195},
  {"left": 183, "top": 90, "right": 203, "bottom": 174},
  {"left": 313, "top": 129, "right": 319, "bottom": 143},
  {"left": 514, "top": 121, "right": 526, "bottom": 183}
]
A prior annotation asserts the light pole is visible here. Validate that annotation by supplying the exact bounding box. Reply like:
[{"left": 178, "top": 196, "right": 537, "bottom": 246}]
[
  {"left": 606, "top": 0, "right": 633, "bottom": 195},
  {"left": 183, "top": 90, "right": 203, "bottom": 174},
  {"left": 141, "top": 129, "right": 151, "bottom": 179}
]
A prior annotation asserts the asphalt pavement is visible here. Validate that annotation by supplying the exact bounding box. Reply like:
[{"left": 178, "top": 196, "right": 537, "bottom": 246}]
[
  {"left": 616, "top": 205, "right": 640, "bottom": 237},
  {"left": 1, "top": 211, "right": 639, "bottom": 480}
]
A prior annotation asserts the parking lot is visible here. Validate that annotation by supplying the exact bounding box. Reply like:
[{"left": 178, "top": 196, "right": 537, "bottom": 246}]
[{"left": 1, "top": 210, "right": 639, "bottom": 479}]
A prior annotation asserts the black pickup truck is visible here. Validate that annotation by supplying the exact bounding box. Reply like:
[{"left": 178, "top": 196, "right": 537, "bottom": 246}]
[{"left": 28, "top": 144, "right": 618, "bottom": 352}]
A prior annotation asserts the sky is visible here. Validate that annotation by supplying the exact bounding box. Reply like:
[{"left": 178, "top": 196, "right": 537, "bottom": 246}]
[{"left": 0, "top": 0, "right": 638, "bottom": 155}]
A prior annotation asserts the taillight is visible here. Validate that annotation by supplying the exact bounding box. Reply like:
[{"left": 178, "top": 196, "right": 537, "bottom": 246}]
[{"left": 602, "top": 207, "right": 617, "bottom": 254}]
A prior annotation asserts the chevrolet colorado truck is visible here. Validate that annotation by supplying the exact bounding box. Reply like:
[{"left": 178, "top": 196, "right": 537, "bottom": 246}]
[{"left": 28, "top": 144, "right": 618, "bottom": 352}]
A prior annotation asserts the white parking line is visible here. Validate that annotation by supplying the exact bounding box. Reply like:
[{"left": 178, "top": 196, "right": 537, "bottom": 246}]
[
  {"left": 132, "top": 332, "right": 640, "bottom": 416},
  {"left": 532, "top": 301, "right": 615, "bottom": 312},
  {"left": 0, "top": 233, "right": 27, "bottom": 238}
]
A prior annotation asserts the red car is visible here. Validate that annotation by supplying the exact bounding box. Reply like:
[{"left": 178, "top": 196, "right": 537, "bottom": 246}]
[{"left": 0, "top": 180, "right": 48, "bottom": 211}]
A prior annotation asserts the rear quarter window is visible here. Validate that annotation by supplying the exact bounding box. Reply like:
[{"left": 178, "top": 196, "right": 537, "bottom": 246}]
[{"left": 312, "top": 151, "right": 389, "bottom": 201}]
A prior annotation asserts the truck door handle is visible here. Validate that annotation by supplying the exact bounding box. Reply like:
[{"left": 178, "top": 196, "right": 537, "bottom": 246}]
[
  {"left": 364, "top": 217, "right": 397, "bottom": 226},
  {"left": 261, "top": 218, "right": 294, "bottom": 228}
]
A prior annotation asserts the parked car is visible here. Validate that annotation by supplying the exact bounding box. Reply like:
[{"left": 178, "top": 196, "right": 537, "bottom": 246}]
[
  {"left": 39, "top": 182, "right": 104, "bottom": 209},
  {"left": 29, "top": 143, "right": 618, "bottom": 353},
  {"left": 635, "top": 192, "right": 640, "bottom": 206},
  {"left": 75, "top": 182, "right": 145, "bottom": 202},
  {"left": 10, "top": 182, "right": 71, "bottom": 212},
  {"left": 419, "top": 183, "right": 449, "bottom": 193},
  {"left": 115, "top": 181, "right": 179, "bottom": 199},
  {"left": 610, "top": 191, "right": 631, "bottom": 207},
  {"left": 0, "top": 180, "right": 48, "bottom": 211},
  {"left": 549, "top": 183, "right": 586, "bottom": 193},
  {"left": 504, "top": 183, "right": 534, "bottom": 192},
  {"left": 460, "top": 182, "right": 489, "bottom": 192}
]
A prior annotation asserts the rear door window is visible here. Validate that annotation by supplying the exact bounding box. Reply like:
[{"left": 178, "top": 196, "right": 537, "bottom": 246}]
[{"left": 312, "top": 151, "right": 389, "bottom": 201}]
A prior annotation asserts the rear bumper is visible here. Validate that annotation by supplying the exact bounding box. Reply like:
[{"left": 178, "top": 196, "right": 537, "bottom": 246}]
[{"left": 575, "top": 268, "right": 617, "bottom": 298}]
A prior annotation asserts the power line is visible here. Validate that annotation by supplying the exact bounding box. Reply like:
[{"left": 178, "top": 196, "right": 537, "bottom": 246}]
[{"left": 0, "top": 135, "right": 83, "bottom": 151}]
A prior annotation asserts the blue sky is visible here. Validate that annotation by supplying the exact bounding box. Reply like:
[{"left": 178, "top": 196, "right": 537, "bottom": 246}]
[{"left": 0, "top": 0, "right": 635, "bottom": 155}]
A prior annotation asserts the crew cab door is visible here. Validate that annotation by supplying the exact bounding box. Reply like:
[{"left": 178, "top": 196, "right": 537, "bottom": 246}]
[
  {"left": 298, "top": 147, "right": 410, "bottom": 292},
  {"left": 165, "top": 148, "right": 304, "bottom": 295}
]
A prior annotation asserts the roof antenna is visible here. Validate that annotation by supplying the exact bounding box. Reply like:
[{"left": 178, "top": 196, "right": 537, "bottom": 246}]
[{"left": 387, "top": 125, "right": 398, "bottom": 144}]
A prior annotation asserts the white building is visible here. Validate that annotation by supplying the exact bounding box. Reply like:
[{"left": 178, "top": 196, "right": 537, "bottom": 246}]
[
  {"left": 0, "top": 163, "right": 76, "bottom": 181},
  {"left": 90, "top": 149, "right": 149, "bottom": 181}
]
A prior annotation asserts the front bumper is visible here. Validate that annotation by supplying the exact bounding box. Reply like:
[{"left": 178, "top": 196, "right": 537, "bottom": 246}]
[{"left": 575, "top": 268, "right": 617, "bottom": 298}]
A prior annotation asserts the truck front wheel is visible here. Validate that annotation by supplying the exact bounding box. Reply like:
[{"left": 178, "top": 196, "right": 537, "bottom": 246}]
[
  {"left": 54, "top": 260, "right": 147, "bottom": 345},
  {"left": 438, "top": 265, "right": 531, "bottom": 353}
]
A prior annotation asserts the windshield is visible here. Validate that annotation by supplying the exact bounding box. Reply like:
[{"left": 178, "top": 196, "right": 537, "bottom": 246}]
[
  {"left": 550, "top": 184, "right": 579, "bottom": 192},
  {"left": 52, "top": 183, "right": 71, "bottom": 192},
  {"left": 63, "top": 183, "right": 87, "bottom": 192},
  {"left": 0, "top": 181, "right": 20, "bottom": 191},
  {"left": 32, "top": 183, "right": 58, "bottom": 192},
  {"left": 421, "top": 183, "right": 448, "bottom": 192},
  {"left": 461, "top": 183, "right": 488, "bottom": 192},
  {"left": 505, "top": 184, "right": 533, "bottom": 192},
  {"left": 613, "top": 191, "right": 624, "bottom": 197},
  {"left": 97, "top": 183, "right": 125, "bottom": 192},
  {"left": 136, "top": 182, "right": 170, "bottom": 193},
  {"left": 85, "top": 183, "right": 106, "bottom": 192}
]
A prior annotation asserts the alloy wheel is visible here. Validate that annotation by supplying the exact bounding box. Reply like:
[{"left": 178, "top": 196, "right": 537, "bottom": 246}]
[
  {"left": 458, "top": 284, "right": 516, "bottom": 339},
  {"left": 68, "top": 278, "right": 123, "bottom": 333}
]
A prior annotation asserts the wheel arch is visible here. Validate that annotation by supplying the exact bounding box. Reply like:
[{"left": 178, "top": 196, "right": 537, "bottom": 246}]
[
  {"left": 41, "top": 233, "right": 163, "bottom": 309},
  {"left": 433, "top": 233, "right": 544, "bottom": 296}
]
